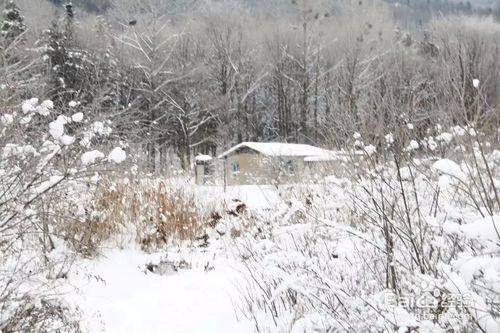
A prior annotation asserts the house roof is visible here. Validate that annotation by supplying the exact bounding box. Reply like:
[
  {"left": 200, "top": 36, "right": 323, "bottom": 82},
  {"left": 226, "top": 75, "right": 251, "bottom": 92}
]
[{"left": 218, "top": 142, "right": 332, "bottom": 159}]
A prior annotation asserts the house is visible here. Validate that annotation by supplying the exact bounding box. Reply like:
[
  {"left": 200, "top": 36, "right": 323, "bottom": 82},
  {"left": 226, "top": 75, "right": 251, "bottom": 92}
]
[{"left": 218, "top": 142, "right": 339, "bottom": 186}]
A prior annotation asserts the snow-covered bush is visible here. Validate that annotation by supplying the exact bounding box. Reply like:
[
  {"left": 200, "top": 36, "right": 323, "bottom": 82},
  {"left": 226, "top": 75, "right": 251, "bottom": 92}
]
[
  {"left": 235, "top": 126, "right": 500, "bottom": 333},
  {"left": 0, "top": 98, "right": 124, "bottom": 330}
]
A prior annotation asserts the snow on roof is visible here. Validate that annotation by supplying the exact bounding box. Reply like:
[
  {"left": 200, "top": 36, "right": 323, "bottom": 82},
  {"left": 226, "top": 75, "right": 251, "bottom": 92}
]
[
  {"left": 303, "top": 149, "right": 365, "bottom": 162},
  {"left": 195, "top": 154, "right": 213, "bottom": 162},
  {"left": 304, "top": 152, "right": 347, "bottom": 162},
  {"left": 218, "top": 142, "right": 332, "bottom": 159}
]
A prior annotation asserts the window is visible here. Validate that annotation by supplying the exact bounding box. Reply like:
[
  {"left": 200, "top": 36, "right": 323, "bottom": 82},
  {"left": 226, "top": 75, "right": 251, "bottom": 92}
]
[{"left": 231, "top": 161, "right": 240, "bottom": 176}]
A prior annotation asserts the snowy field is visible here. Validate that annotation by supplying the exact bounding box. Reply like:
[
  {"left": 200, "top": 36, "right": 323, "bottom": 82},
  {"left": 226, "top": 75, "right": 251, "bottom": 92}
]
[
  {"left": 65, "top": 248, "right": 254, "bottom": 333},
  {"left": 62, "top": 184, "right": 285, "bottom": 333}
]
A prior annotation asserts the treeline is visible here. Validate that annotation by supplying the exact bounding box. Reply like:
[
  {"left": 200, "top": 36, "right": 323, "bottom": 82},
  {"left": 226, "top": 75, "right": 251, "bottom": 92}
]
[{"left": 1, "top": 0, "right": 499, "bottom": 172}]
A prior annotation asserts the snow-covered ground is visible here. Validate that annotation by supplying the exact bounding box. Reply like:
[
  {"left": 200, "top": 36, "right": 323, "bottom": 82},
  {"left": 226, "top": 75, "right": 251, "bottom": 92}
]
[
  {"left": 196, "top": 184, "right": 281, "bottom": 209},
  {"left": 4, "top": 146, "right": 498, "bottom": 332},
  {"left": 66, "top": 248, "right": 254, "bottom": 333},
  {"left": 60, "top": 183, "right": 332, "bottom": 333}
]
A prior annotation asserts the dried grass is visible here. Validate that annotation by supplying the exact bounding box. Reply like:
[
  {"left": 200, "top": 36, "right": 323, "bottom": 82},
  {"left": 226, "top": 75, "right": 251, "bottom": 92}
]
[
  {"left": 138, "top": 182, "right": 203, "bottom": 251},
  {"left": 52, "top": 179, "right": 205, "bottom": 255}
]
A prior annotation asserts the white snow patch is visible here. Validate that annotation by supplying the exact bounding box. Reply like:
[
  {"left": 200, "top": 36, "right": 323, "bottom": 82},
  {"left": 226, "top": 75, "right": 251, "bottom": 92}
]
[
  {"left": 452, "top": 126, "right": 466, "bottom": 137},
  {"left": 406, "top": 140, "right": 419, "bottom": 151},
  {"left": 427, "top": 137, "right": 438, "bottom": 151},
  {"left": 65, "top": 249, "right": 253, "bottom": 333},
  {"left": 59, "top": 134, "right": 75, "bottom": 146},
  {"left": 444, "top": 216, "right": 500, "bottom": 240},
  {"left": 432, "top": 158, "right": 467, "bottom": 182},
  {"left": 385, "top": 133, "right": 394, "bottom": 145},
  {"left": 34, "top": 175, "right": 64, "bottom": 195},
  {"left": 195, "top": 154, "right": 212, "bottom": 162},
  {"left": 49, "top": 118, "right": 65, "bottom": 140},
  {"left": 71, "top": 112, "right": 84, "bottom": 122},
  {"left": 108, "top": 147, "right": 126, "bottom": 164},
  {"left": 1, "top": 113, "right": 13, "bottom": 125},
  {"left": 363, "top": 144, "right": 376, "bottom": 156},
  {"left": 81, "top": 150, "right": 104, "bottom": 166},
  {"left": 40, "top": 100, "right": 54, "bottom": 110},
  {"left": 436, "top": 132, "right": 453, "bottom": 144},
  {"left": 21, "top": 98, "right": 38, "bottom": 113},
  {"left": 92, "top": 121, "right": 112, "bottom": 136}
]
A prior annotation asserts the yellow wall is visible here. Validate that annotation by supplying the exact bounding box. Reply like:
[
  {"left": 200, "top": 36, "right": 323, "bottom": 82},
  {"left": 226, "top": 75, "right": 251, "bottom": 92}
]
[{"left": 223, "top": 153, "right": 308, "bottom": 185}]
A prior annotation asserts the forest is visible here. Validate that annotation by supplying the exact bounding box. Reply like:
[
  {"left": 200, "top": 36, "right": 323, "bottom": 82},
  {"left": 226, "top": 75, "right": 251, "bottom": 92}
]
[{"left": 1, "top": 0, "right": 499, "bottom": 171}]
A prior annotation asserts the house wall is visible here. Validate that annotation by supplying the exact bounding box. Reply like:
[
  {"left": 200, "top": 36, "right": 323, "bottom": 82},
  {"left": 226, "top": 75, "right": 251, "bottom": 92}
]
[
  {"left": 224, "top": 153, "right": 308, "bottom": 186},
  {"left": 224, "top": 153, "right": 265, "bottom": 186}
]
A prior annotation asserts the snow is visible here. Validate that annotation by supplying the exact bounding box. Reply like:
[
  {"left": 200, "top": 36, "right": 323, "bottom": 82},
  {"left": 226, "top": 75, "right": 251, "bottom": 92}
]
[
  {"left": 71, "top": 112, "right": 84, "bottom": 122},
  {"left": 21, "top": 98, "right": 38, "bottom": 113},
  {"left": 81, "top": 150, "right": 105, "bottom": 166},
  {"left": 436, "top": 132, "right": 453, "bottom": 144},
  {"left": 66, "top": 248, "right": 253, "bottom": 333},
  {"left": 34, "top": 175, "right": 64, "bottom": 195},
  {"left": 1, "top": 113, "right": 13, "bottom": 125},
  {"left": 427, "top": 137, "right": 438, "bottom": 151},
  {"left": 432, "top": 158, "right": 467, "bottom": 182},
  {"left": 40, "top": 100, "right": 54, "bottom": 110},
  {"left": 304, "top": 153, "right": 344, "bottom": 162},
  {"left": 2, "top": 144, "right": 37, "bottom": 158},
  {"left": 108, "top": 147, "right": 126, "bottom": 164},
  {"left": 406, "top": 140, "right": 419, "bottom": 151},
  {"left": 385, "top": 133, "right": 394, "bottom": 145},
  {"left": 444, "top": 216, "right": 500, "bottom": 240},
  {"left": 197, "top": 184, "right": 281, "bottom": 210},
  {"left": 398, "top": 166, "right": 414, "bottom": 180},
  {"left": 20, "top": 98, "right": 52, "bottom": 116},
  {"left": 387, "top": 307, "right": 418, "bottom": 330},
  {"left": 195, "top": 154, "right": 212, "bottom": 162},
  {"left": 303, "top": 150, "right": 362, "bottom": 162},
  {"left": 363, "top": 144, "right": 377, "bottom": 156},
  {"left": 92, "top": 121, "right": 112, "bottom": 136},
  {"left": 59, "top": 134, "right": 75, "bottom": 146},
  {"left": 20, "top": 115, "right": 32, "bottom": 125},
  {"left": 218, "top": 142, "right": 333, "bottom": 159},
  {"left": 49, "top": 118, "right": 65, "bottom": 140},
  {"left": 452, "top": 126, "right": 466, "bottom": 137}
]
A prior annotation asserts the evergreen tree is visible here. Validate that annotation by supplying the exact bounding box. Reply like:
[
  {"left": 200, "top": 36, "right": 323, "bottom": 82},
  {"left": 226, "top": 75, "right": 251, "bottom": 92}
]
[
  {"left": 91, "top": 15, "right": 126, "bottom": 115},
  {"left": 41, "top": 2, "right": 96, "bottom": 107}
]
